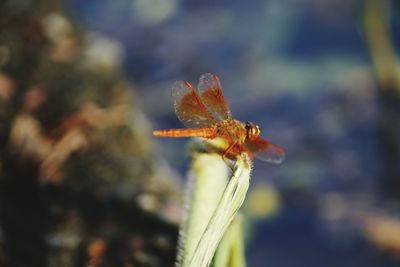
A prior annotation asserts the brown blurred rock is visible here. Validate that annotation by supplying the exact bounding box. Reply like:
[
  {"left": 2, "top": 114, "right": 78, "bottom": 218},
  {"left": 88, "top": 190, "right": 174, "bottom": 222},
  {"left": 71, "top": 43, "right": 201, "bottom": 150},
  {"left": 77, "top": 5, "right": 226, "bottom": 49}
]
[{"left": 0, "top": 1, "right": 181, "bottom": 266}]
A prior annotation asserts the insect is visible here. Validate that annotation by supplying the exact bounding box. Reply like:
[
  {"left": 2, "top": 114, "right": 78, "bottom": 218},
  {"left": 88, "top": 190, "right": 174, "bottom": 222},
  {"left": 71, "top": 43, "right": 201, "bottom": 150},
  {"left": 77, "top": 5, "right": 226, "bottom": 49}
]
[{"left": 153, "top": 73, "right": 285, "bottom": 164}]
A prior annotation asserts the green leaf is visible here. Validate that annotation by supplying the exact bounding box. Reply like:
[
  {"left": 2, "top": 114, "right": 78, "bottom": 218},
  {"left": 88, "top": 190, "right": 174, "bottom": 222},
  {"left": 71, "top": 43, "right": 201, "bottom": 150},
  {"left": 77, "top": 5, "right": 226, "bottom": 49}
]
[{"left": 177, "top": 148, "right": 252, "bottom": 267}]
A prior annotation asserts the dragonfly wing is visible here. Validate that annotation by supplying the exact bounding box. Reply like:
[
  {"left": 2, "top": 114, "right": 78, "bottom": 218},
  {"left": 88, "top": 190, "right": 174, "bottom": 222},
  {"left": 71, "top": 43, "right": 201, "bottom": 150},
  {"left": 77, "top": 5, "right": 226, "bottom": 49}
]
[
  {"left": 245, "top": 137, "right": 285, "bottom": 164},
  {"left": 172, "top": 80, "right": 219, "bottom": 128},
  {"left": 197, "top": 73, "right": 232, "bottom": 120}
]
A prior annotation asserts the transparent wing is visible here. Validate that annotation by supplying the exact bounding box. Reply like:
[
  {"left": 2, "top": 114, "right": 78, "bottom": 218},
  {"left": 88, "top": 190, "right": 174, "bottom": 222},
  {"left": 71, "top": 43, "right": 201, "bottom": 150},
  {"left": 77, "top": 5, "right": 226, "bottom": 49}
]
[
  {"left": 245, "top": 137, "right": 285, "bottom": 164},
  {"left": 197, "top": 73, "right": 231, "bottom": 120},
  {"left": 172, "top": 80, "right": 219, "bottom": 128}
]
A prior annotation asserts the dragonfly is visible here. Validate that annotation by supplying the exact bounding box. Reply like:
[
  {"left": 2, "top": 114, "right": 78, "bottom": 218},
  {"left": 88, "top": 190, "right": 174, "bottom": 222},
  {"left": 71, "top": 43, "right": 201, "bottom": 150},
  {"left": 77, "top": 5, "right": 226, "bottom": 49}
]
[{"left": 153, "top": 73, "right": 285, "bottom": 164}]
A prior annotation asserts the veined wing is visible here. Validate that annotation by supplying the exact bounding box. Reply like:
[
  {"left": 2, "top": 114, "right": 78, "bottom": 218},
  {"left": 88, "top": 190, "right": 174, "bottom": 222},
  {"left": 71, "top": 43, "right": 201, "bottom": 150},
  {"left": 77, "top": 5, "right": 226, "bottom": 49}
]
[
  {"left": 245, "top": 136, "right": 285, "bottom": 164},
  {"left": 197, "top": 73, "right": 231, "bottom": 120},
  {"left": 172, "top": 80, "right": 219, "bottom": 128}
]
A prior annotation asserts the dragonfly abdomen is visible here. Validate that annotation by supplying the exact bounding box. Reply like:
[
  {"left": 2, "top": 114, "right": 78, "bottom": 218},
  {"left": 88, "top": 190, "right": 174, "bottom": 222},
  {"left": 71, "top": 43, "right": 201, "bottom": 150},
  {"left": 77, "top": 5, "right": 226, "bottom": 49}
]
[{"left": 153, "top": 128, "right": 216, "bottom": 138}]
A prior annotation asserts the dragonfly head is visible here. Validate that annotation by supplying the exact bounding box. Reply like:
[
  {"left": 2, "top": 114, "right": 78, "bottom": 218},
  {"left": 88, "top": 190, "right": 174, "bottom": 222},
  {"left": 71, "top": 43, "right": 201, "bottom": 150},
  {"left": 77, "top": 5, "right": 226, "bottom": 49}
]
[{"left": 245, "top": 121, "right": 260, "bottom": 140}]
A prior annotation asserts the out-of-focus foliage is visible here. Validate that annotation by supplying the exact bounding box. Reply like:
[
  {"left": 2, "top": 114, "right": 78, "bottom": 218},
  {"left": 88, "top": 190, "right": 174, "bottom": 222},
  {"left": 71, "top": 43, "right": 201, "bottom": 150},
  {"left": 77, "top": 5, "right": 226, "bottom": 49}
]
[{"left": 214, "top": 216, "right": 246, "bottom": 267}]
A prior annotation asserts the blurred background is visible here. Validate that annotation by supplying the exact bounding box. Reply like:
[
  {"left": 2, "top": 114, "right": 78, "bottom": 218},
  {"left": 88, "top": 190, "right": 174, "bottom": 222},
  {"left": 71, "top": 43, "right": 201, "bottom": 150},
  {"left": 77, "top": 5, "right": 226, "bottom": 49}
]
[{"left": 1, "top": 0, "right": 400, "bottom": 266}]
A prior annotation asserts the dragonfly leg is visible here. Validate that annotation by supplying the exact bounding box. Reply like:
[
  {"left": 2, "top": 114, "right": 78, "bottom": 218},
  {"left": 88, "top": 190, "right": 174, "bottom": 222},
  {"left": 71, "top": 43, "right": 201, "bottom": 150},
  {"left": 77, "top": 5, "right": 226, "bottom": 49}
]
[
  {"left": 221, "top": 141, "right": 238, "bottom": 173},
  {"left": 201, "top": 140, "right": 236, "bottom": 173},
  {"left": 222, "top": 141, "right": 237, "bottom": 159}
]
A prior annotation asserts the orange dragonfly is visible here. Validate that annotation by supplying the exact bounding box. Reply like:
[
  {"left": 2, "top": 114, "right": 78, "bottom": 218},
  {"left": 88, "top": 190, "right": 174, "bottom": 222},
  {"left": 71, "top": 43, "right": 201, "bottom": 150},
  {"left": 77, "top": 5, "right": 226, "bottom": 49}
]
[{"left": 153, "top": 73, "right": 285, "bottom": 164}]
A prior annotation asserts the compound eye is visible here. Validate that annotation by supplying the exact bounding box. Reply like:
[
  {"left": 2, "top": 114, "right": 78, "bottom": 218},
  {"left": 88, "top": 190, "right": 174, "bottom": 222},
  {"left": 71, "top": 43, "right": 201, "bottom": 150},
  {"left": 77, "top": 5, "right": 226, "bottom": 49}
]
[
  {"left": 251, "top": 126, "right": 257, "bottom": 136},
  {"left": 245, "top": 121, "right": 251, "bottom": 130}
]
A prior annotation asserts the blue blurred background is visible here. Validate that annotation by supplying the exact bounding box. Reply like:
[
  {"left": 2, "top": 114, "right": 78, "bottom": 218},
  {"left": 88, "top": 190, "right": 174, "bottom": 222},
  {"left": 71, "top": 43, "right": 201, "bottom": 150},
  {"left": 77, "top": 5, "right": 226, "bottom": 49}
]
[{"left": 63, "top": 0, "right": 400, "bottom": 266}]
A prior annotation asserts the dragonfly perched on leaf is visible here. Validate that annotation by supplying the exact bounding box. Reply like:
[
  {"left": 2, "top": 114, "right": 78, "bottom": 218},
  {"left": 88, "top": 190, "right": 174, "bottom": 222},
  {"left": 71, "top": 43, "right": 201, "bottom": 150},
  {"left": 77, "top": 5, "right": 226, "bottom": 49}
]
[{"left": 153, "top": 73, "right": 285, "bottom": 164}]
